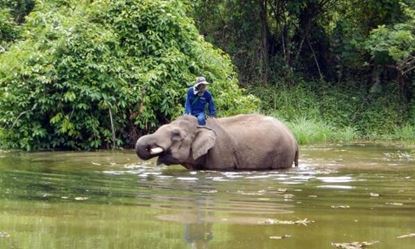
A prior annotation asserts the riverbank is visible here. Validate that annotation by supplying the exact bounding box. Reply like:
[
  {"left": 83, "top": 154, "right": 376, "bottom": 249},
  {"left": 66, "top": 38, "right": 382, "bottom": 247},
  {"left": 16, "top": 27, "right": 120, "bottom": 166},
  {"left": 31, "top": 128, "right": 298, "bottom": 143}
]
[
  {"left": 248, "top": 82, "right": 415, "bottom": 146},
  {"left": 285, "top": 118, "right": 415, "bottom": 146}
]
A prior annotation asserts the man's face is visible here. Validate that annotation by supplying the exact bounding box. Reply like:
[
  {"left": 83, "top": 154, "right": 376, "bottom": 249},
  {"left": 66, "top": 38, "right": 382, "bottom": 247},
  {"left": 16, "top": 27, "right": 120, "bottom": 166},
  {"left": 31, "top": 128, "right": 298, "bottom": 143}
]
[{"left": 197, "top": 84, "right": 207, "bottom": 92}]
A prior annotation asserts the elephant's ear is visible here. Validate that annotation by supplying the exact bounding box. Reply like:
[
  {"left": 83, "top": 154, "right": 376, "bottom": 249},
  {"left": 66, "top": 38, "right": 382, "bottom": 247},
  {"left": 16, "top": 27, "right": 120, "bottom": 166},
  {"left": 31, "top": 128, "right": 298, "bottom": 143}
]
[{"left": 191, "top": 128, "right": 216, "bottom": 160}]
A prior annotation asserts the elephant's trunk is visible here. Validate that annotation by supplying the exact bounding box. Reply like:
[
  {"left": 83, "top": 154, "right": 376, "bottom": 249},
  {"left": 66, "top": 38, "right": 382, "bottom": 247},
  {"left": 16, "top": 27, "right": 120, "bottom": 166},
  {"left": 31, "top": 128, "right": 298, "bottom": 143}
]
[{"left": 135, "top": 135, "right": 163, "bottom": 160}]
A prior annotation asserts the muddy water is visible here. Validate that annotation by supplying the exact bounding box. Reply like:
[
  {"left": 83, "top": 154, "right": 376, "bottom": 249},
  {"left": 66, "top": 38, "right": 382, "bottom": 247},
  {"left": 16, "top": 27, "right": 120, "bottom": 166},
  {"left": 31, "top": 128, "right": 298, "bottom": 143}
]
[{"left": 0, "top": 144, "right": 414, "bottom": 249}]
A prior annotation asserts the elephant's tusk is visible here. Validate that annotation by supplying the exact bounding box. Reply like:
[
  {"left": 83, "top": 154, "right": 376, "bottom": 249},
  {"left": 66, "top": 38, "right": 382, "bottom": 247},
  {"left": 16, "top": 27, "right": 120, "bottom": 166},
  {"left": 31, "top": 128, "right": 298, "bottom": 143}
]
[{"left": 150, "top": 147, "right": 164, "bottom": 155}]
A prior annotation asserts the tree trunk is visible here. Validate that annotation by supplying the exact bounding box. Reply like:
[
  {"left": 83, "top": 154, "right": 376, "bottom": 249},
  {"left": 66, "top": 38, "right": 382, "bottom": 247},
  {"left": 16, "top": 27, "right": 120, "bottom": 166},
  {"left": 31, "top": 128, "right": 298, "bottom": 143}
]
[{"left": 259, "top": 0, "right": 269, "bottom": 84}]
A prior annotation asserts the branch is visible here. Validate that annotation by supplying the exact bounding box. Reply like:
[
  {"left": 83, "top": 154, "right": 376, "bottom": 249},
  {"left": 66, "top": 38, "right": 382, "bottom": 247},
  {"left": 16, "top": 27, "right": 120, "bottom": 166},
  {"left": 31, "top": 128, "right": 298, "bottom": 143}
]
[
  {"left": 294, "top": 36, "right": 306, "bottom": 63},
  {"left": 307, "top": 37, "right": 324, "bottom": 80},
  {"left": 11, "top": 103, "right": 38, "bottom": 128},
  {"left": 109, "top": 108, "right": 116, "bottom": 149},
  {"left": 402, "top": 65, "right": 415, "bottom": 75}
]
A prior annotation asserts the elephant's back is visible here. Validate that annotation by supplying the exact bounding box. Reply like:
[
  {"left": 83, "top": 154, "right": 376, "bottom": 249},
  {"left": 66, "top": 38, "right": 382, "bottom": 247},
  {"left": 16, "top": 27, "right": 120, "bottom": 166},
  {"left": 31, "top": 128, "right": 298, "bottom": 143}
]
[
  {"left": 218, "top": 114, "right": 292, "bottom": 135},
  {"left": 216, "top": 114, "right": 297, "bottom": 169}
]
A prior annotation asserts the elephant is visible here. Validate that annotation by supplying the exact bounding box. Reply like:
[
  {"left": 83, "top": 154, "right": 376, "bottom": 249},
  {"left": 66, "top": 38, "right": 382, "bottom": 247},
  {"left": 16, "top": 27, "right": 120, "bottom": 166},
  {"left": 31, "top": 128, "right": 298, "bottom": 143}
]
[{"left": 135, "top": 114, "right": 298, "bottom": 170}]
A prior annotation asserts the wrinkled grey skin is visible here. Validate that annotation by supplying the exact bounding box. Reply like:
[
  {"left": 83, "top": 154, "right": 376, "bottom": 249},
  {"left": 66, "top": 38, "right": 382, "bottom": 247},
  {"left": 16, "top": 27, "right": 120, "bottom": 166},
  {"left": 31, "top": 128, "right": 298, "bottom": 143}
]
[{"left": 135, "top": 114, "right": 298, "bottom": 170}]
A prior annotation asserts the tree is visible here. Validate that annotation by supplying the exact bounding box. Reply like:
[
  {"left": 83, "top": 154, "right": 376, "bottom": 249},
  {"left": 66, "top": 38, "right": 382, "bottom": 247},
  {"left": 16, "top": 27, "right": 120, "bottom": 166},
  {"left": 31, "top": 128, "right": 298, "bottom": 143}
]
[
  {"left": 365, "top": 4, "right": 415, "bottom": 95},
  {"left": 0, "top": 0, "right": 258, "bottom": 150}
]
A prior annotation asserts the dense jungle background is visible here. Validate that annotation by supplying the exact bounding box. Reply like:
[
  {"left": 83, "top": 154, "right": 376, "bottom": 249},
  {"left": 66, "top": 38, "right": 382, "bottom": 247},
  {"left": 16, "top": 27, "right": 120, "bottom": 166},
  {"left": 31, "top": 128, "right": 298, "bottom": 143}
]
[{"left": 1, "top": 0, "right": 414, "bottom": 150}]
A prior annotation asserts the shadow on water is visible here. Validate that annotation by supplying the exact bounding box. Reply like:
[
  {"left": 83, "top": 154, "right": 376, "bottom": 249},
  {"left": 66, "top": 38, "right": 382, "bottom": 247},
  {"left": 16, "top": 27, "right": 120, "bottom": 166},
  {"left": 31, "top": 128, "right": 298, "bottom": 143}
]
[{"left": 0, "top": 143, "right": 414, "bottom": 249}]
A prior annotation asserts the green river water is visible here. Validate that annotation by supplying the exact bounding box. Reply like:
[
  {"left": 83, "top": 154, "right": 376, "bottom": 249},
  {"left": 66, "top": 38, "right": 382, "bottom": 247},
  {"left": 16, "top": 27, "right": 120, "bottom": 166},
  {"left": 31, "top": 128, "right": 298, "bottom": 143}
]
[{"left": 0, "top": 144, "right": 414, "bottom": 249}]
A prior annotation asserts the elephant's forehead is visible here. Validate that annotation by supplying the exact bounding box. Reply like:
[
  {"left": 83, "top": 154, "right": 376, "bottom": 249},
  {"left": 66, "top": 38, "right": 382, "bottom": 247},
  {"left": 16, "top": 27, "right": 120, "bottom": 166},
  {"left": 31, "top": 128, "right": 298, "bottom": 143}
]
[
  {"left": 171, "top": 119, "right": 195, "bottom": 129},
  {"left": 178, "top": 115, "right": 197, "bottom": 123},
  {"left": 157, "top": 119, "right": 195, "bottom": 132},
  {"left": 173, "top": 116, "right": 197, "bottom": 126}
]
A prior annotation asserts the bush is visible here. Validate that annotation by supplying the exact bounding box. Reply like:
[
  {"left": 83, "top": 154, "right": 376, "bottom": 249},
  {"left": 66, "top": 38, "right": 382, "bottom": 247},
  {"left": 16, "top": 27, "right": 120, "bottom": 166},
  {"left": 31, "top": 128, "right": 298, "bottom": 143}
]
[
  {"left": 0, "top": 0, "right": 258, "bottom": 151},
  {"left": 380, "top": 124, "right": 415, "bottom": 142},
  {"left": 0, "top": 9, "right": 19, "bottom": 50},
  {"left": 248, "top": 80, "right": 411, "bottom": 144},
  {"left": 286, "top": 118, "right": 357, "bottom": 145},
  {"left": 248, "top": 83, "right": 320, "bottom": 121}
]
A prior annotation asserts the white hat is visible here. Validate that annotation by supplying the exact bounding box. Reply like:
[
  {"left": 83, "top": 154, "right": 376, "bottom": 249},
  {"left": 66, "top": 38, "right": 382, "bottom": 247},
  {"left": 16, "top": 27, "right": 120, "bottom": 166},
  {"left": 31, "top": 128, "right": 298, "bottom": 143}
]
[{"left": 194, "top": 76, "right": 209, "bottom": 88}]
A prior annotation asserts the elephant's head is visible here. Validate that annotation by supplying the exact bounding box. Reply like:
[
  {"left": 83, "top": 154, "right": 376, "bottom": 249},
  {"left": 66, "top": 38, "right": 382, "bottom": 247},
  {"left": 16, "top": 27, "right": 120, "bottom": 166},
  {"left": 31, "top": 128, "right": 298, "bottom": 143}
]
[{"left": 135, "top": 115, "right": 216, "bottom": 167}]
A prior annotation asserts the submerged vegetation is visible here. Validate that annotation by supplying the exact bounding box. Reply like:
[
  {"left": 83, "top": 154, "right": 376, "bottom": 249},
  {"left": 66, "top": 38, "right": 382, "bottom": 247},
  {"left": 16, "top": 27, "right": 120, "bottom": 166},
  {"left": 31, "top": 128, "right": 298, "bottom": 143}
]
[{"left": 0, "top": 0, "right": 414, "bottom": 150}]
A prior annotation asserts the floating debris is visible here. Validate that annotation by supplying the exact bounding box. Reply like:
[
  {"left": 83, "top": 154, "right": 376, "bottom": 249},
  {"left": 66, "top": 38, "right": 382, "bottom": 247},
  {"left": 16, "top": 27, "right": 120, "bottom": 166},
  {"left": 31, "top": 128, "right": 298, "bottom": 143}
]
[
  {"left": 269, "top": 234, "right": 291, "bottom": 240},
  {"left": 0, "top": 232, "right": 10, "bottom": 238},
  {"left": 258, "top": 198, "right": 271, "bottom": 201},
  {"left": 318, "top": 176, "right": 353, "bottom": 183},
  {"left": 74, "top": 197, "right": 89, "bottom": 201},
  {"left": 283, "top": 194, "right": 295, "bottom": 199},
  {"left": 386, "top": 202, "right": 403, "bottom": 206},
  {"left": 176, "top": 177, "right": 198, "bottom": 181},
  {"left": 277, "top": 188, "right": 287, "bottom": 193},
  {"left": 262, "top": 218, "right": 313, "bottom": 226},
  {"left": 397, "top": 233, "right": 415, "bottom": 239},
  {"left": 237, "top": 190, "right": 265, "bottom": 196},
  {"left": 318, "top": 185, "right": 354, "bottom": 190},
  {"left": 246, "top": 175, "right": 271, "bottom": 179},
  {"left": 331, "top": 241, "right": 379, "bottom": 249},
  {"left": 331, "top": 205, "right": 350, "bottom": 209},
  {"left": 369, "top": 193, "right": 380, "bottom": 197}
]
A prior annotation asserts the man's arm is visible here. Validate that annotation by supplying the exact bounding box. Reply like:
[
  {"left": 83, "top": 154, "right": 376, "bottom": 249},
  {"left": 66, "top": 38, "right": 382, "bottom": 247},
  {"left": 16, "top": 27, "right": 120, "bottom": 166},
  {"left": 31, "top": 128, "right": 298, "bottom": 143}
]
[
  {"left": 207, "top": 92, "right": 216, "bottom": 117},
  {"left": 184, "top": 88, "right": 192, "bottom": 114}
]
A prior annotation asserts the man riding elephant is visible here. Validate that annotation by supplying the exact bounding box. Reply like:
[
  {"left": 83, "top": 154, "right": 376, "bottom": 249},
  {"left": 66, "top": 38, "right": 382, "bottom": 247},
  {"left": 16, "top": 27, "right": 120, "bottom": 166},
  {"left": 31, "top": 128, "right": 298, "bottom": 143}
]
[
  {"left": 184, "top": 76, "right": 216, "bottom": 126},
  {"left": 135, "top": 114, "right": 299, "bottom": 171}
]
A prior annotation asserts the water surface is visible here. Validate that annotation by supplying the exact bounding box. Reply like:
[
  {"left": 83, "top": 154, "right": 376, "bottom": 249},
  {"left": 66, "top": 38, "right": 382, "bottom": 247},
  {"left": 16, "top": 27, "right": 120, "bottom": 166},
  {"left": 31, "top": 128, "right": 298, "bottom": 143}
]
[{"left": 0, "top": 144, "right": 414, "bottom": 248}]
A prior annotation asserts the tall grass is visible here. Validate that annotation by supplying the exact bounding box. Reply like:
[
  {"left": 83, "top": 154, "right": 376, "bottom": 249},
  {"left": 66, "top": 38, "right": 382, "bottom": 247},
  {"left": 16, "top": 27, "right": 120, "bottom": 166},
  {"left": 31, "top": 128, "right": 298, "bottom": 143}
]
[
  {"left": 380, "top": 124, "right": 415, "bottom": 143},
  {"left": 286, "top": 117, "right": 357, "bottom": 145},
  {"left": 248, "top": 82, "right": 415, "bottom": 145}
]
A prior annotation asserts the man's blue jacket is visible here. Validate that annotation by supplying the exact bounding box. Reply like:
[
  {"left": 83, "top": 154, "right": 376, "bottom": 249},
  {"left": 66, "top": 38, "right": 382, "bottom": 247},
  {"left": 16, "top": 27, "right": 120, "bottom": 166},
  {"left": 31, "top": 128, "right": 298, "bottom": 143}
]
[{"left": 184, "top": 87, "right": 216, "bottom": 117}]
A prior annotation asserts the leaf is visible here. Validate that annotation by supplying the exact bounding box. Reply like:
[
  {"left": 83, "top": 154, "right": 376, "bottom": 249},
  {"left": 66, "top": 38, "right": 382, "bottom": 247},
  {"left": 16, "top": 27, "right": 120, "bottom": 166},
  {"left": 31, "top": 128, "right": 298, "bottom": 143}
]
[
  {"left": 74, "top": 197, "right": 89, "bottom": 201},
  {"left": 269, "top": 235, "right": 291, "bottom": 240},
  {"left": 0, "top": 231, "right": 10, "bottom": 238},
  {"left": 331, "top": 241, "right": 379, "bottom": 249},
  {"left": 397, "top": 233, "right": 415, "bottom": 239},
  {"left": 63, "top": 91, "right": 76, "bottom": 102},
  {"left": 261, "top": 218, "right": 314, "bottom": 226}
]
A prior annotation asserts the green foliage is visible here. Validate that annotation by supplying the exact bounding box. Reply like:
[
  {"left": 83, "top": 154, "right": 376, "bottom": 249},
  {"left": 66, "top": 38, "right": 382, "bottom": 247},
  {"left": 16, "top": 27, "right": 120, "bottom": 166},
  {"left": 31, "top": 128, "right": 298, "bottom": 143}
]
[
  {"left": 190, "top": 0, "right": 265, "bottom": 84},
  {"left": 249, "top": 81, "right": 411, "bottom": 144},
  {"left": 287, "top": 117, "right": 357, "bottom": 145},
  {"left": 0, "top": 0, "right": 35, "bottom": 24},
  {"left": 288, "top": 118, "right": 332, "bottom": 144},
  {"left": 0, "top": 0, "right": 35, "bottom": 50},
  {"left": 248, "top": 83, "right": 320, "bottom": 121},
  {"left": 365, "top": 4, "right": 415, "bottom": 67},
  {"left": 0, "top": 9, "right": 18, "bottom": 47},
  {"left": 0, "top": 0, "right": 258, "bottom": 151},
  {"left": 2, "top": 0, "right": 415, "bottom": 150},
  {"left": 386, "top": 124, "right": 415, "bottom": 142}
]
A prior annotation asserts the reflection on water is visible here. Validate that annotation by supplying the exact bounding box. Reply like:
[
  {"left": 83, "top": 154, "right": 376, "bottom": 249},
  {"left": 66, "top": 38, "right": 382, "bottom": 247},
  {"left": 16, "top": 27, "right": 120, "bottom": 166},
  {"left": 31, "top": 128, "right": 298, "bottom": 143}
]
[{"left": 0, "top": 144, "right": 414, "bottom": 249}]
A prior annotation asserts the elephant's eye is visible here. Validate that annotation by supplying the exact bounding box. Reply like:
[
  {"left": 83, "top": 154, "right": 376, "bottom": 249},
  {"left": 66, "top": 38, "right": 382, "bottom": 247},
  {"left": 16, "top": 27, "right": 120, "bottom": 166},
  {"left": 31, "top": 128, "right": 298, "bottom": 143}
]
[{"left": 171, "top": 129, "right": 182, "bottom": 141}]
